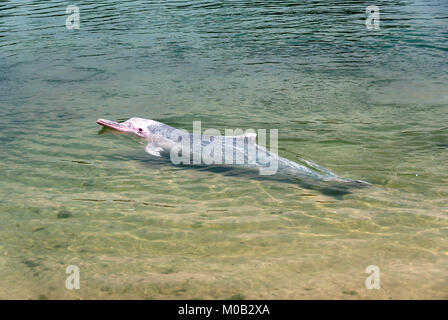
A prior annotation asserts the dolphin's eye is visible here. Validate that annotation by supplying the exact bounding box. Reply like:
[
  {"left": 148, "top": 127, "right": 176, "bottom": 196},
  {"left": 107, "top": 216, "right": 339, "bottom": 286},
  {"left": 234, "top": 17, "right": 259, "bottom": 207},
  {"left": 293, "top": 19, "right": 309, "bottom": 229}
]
[{"left": 138, "top": 128, "right": 143, "bottom": 132}]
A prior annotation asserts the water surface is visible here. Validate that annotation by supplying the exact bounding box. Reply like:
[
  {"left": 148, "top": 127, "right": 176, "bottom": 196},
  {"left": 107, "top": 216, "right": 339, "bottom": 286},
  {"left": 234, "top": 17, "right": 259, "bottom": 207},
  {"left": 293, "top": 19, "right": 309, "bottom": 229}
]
[{"left": 0, "top": 0, "right": 447, "bottom": 299}]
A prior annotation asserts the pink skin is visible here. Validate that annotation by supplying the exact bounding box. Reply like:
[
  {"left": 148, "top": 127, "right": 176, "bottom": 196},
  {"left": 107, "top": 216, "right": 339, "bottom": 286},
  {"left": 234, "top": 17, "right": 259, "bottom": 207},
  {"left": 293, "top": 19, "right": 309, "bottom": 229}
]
[{"left": 97, "top": 118, "right": 146, "bottom": 138}]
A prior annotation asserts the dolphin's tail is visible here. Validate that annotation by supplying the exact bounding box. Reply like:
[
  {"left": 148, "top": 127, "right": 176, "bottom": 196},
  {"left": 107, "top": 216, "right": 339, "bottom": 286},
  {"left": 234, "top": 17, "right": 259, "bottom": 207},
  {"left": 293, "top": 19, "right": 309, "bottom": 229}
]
[{"left": 300, "top": 158, "right": 371, "bottom": 186}]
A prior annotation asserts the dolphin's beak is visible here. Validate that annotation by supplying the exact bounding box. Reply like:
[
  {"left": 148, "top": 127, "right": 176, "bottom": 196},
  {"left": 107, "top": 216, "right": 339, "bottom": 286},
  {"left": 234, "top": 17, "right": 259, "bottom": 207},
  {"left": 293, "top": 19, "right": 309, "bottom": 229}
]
[{"left": 97, "top": 119, "right": 131, "bottom": 133}]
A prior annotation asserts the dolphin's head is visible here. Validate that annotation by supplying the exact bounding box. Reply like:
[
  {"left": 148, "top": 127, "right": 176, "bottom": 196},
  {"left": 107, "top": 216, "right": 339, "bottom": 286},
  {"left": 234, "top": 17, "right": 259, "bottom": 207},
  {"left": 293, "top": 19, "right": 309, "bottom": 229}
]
[{"left": 97, "top": 117, "right": 151, "bottom": 138}]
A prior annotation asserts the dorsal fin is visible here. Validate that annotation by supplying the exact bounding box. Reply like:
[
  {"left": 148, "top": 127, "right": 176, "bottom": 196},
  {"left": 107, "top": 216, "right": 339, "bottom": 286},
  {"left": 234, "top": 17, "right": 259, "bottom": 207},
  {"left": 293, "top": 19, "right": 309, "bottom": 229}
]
[
  {"left": 241, "top": 132, "right": 256, "bottom": 140},
  {"left": 226, "top": 132, "right": 257, "bottom": 141}
]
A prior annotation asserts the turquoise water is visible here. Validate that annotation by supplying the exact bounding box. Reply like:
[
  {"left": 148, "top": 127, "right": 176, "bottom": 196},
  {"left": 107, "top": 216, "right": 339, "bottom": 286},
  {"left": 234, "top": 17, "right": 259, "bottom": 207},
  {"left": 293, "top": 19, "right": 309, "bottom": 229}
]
[{"left": 1, "top": 0, "right": 447, "bottom": 299}]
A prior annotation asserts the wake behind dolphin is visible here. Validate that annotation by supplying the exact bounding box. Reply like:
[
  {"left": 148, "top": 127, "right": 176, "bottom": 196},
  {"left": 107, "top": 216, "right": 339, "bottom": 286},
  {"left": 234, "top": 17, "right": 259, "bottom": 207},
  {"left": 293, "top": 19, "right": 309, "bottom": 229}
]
[{"left": 97, "top": 117, "right": 369, "bottom": 187}]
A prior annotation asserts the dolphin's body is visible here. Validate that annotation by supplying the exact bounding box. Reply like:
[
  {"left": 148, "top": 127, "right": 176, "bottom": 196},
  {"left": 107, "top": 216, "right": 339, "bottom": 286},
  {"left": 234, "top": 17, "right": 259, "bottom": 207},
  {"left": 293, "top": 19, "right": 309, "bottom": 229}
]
[{"left": 97, "top": 117, "right": 368, "bottom": 186}]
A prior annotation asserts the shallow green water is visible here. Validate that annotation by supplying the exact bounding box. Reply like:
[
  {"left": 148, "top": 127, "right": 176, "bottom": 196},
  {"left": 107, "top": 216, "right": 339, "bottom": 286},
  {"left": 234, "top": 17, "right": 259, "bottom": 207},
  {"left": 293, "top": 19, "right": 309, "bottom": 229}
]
[{"left": 1, "top": 0, "right": 447, "bottom": 299}]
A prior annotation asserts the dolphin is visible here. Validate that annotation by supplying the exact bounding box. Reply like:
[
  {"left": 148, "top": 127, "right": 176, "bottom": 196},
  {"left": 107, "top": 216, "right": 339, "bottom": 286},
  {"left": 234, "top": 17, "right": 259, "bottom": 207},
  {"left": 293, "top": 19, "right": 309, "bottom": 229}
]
[{"left": 97, "top": 117, "right": 369, "bottom": 186}]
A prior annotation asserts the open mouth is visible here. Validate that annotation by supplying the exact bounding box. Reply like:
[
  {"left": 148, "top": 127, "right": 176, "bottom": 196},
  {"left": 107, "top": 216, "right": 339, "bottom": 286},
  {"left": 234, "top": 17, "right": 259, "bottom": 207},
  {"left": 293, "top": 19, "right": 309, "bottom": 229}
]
[{"left": 96, "top": 118, "right": 130, "bottom": 132}]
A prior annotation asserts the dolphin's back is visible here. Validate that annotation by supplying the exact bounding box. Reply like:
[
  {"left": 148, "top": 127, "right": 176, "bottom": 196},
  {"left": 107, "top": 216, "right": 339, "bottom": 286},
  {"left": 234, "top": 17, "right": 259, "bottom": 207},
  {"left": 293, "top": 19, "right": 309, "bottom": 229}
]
[
  {"left": 178, "top": 133, "right": 347, "bottom": 181},
  {"left": 148, "top": 124, "right": 357, "bottom": 183}
]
